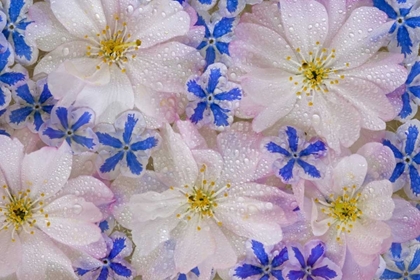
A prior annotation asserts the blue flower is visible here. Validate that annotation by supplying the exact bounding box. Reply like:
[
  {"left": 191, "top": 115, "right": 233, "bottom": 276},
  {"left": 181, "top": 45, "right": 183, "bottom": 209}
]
[
  {"left": 6, "top": 77, "right": 56, "bottom": 132},
  {"left": 374, "top": 0, "right": 420, "bottom": 60},
  {"left": 195, "top": 14, "right": 236, "bottom": 67},
  {"left": 234, "top": 240, "right": 288, "bottom": 280},
  {"left": 380, "top": 242, "right": 420, "bottom": 280},
  {"left": 95, "top": 111, "right": 159, "bottom": 180},
  {"left": 382, "top": 120, "right": 420, "bottom": 199},
  {"left": 76, "top": 232, "right": 134, "bottom": 280},
  {"left": 218, "top": 0, "right": 247, "bottom": 17},
  {"left": 0, "top": 47, "right": 26, "bottom": 111},
  {"left": 397, "top": 61, "right": 420, "bottom": 120},
  {"left": 175, "top": 267, "right": 200, "bottom": 280},
  {"left": 2, "top": 0, "right": 38, "bottom": 65},
  {"left": 186, "top": 63, "right": 241, "bottom": 129},
  {"left": 40, "top": 106, "right": 97, "bottom": 153},
  {"left": 283, "top": 240, "right": 341, "bottom": 280},
  {"left": 265, "top": 126, "right": 327, "bottom": 183}
]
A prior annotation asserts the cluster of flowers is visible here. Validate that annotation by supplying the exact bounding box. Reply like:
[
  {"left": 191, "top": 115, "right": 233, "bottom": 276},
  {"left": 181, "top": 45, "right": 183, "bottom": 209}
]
[{"left": 0, "top": 0, "right": 420, "bottom": 279}]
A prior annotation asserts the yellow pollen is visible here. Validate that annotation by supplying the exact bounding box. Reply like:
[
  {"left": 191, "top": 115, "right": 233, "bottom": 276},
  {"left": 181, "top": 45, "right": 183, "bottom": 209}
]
[{"left": 187, "top": 189, "right": 215, "bottom": 218}]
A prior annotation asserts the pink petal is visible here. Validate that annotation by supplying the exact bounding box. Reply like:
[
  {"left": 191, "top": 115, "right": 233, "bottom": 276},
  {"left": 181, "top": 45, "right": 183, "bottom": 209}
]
[
  {"left": 0, "top": 136, "right": 24, "bottom": 192},
  {"left": 332, "top": 154, "right": 367, "bottom": 193},
  {"left": 341, "top": 249, "right": 380, "bottom": 280},
  {"left": 0, "top": 230, "right": 21, "bottom": 277},
  {"left": 386, "top": 198, "right": 420, "bottom": 243},
  {"left": 206, "top": 220, "right": 237, "bottom": 269},
  {"left": 359, "top": 180, "right": 394, "bottom": 221},
  {"left": 357, "top": 142, "right": 396, "bottom": 183},
  {"left": 21, "top": 143, "right": 72, "bottom": 198}
]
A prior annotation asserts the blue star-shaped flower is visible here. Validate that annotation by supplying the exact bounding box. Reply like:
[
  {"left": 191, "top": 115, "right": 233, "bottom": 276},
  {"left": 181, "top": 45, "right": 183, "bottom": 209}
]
[
  {"left": 2, "top": 0, "right": 38, "bottom": 65},
  {"left": 380, "top": 242, "right": 420, "bottom": 280},
  {"left": 186, "top": 63, "right": 241, "bottom": 129},
  {"left": 95, "top": 111, "right": 159, "bottom": 180},
  {"left": 383, "top": 120, "right": 420, "bottom": 198},
  {"left": 195, "top": 14, "right": 235, "bottom": 66},
  {"left": 40, "top": 106, "right": 97, "bottom": 153},
  {"left": 6, "top": 77, "right": 56, "bottom": 132},
  {"left": 374, "top": 0, "right": 420, "bottom": 59},
  {"left": 265, "top": 126, "right": 327, "bottom": 183},
  {"left": 0, "top": 46, "right": 26, "bottom": 111},
  {"left": 283, "top": 240, "right": 341, "bottom": 280},
  {"left": 76, "top": 232, "right": 134, "bottom": 280},
  {"left": 398, "top": 61, "right": 420, "bottom": 120},
  {"left": 234, "top": 240, "right": 288, "bottom": 280}
]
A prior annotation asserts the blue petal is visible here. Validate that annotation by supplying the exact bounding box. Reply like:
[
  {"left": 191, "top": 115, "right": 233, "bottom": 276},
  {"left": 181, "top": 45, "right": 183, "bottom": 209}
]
[
  {"left": 407, "top": 61, "right": 420, "bottom": 84},
  {"left": 272, "top": 247, "right": 289, "bottom": 268},
  {"left": 216, "top": 41, "right": 230, "bottom": 55},
  {"left": 373, "top": 0, "right": 398, "bottom": 19},
  {"left": 411, "top": 274, "right": 420, "bottom": 280},
  {"left": 109, "top": 237, "right": 127, "bottom": 259},
  {"left": 383, "top": 139, "right": 404, "bottom": 159},
  {"left": 55, "top": 107, "right": 69, "bottom": 130},
  {"left": 190, "top": 101, "right": 207, "bottom": 124},
  {"left": 197, "top": 40, "right": 208, "bottom": 50},
  {"left": 0, "top": 129, "right": 9, "bottom": 137},
  {"left": 195, "top": 15, "right": 211, "bottom": 38},
  {"left": 9, "top": 106, "right": 32, "bottom": 124},
  {"left": 234, "top": 264, "right": 263, "bottom": 278},
  {"left": 397, "top": 25, "right": 413, "bottom": 56},
  {"left": 413, "top": 152, "right": 420, "bottom": 164},
  {"left": 122, "top": 114, "right": 138, "bottom": 144},
  {"left": 251, "top": 240, "right": 269, "bottom": 266},
  {"left": 311, "top": 265, "right": 338, "bottom": 279},
  {"left": 16, "top": 84, "right": 34, "bottom": 104},
  {"left": 213, "top": 17, "right": 235, "bottom": 38},
  {"left": 187, "top": 79, "right": 206, "bottom": 98},
  {"left": 0, "top": 72, "right": 25, "bottom": 86},
  {"left": 75, "top": 268, "right": 91, "bottom": 276},
  {"left": 12, "top": 32, "right": 33, "bottom": 61},
  {"left": 297, "top": 159, "right": 321, "bottom": 178},
  {"left": 205, "top": 46, "right": 216, "bottom": 66},
  {"left": 390, "top": 162, "right": 406, "bottom": 182},
  {"left": 299, "top": 141, "right": 326, "bottom": 157},
  {"left": 126, "top": 151, "right": 143, "bottom": 175},
  {"left": 71, "top": 111, "right": 92, "bottom": 131},
  {"left": 287, "top": 270, "right": 305, "bottom": 280},
  {"left": 16, "top": 20, "right": 31, "bottom": 31},
  {"left": 39, "top": 83, "right": 53, "bottom": 104},
  {"left": 291, "top": 247, "right": 306, "bottom": 268},
  {"left": 130, "top": 136, "right": 158, "bottom": 151},
  {"left": 395, "top": 260, "right": 405, "bottom": 272},
  {"left": 100, "top": 151, "right": 124, "bottom": 173},
  {"left": 409, "top": 165, "right": 420, "bottom": 196},
  {"left": 178, "top": 274, "right": 187, "bottom": 280},
  {"left": 286, "top": 126, "right": 299, "bottom": 152},
  {"left": 98, "top": 220, "right": 109, "bottom": 232},
  {"left": 210, "top": 103, "right": 230, "bottom": 126},
  {"left": 72, "top": 135, "right": 96, "bottom": 149},
  {"left": 259, "top": 275, "right": 270, "bottom": 280},
  {"left": 9, "top": 0, "right": 25, "bottom": 23},
  {"left": 198, "top": 0, "right": 212, "bottom": 5},
  {"left": 191, "top": 267, "right": 200, "bottom": 276},
  {"left": 409, "top": 86, "right": 420, "bottom": 98},
  {"left": 390, "top": 243, "right": 402, "bottom": 259},
  {"left": 265, "top": 142, "right": 291, "bottom": 157},
  {"left": 408, "top": 249, "right": 420, "bottom": 272},
  {"left": 406, "top": 16, "right": 420, "bottom": 28},
  {"left": 97, "top": 267, "right": 109, "bottom": 280},
  {"left": 279, "top": 159, "right": 295, "bottom": 181},
  {"left": 33, "top": 111, "right": 43, "bottom": 131},
  {"left": 405, "top": 125, "right": 419, "bottom": 155},
  {"left": 307, "top": 242, "right": 325, "bottom": 267},
  {"left": 399, "top": 91, "right": 413, "bottom": 119},
  {"left": 226, "top": 0, "right": 239, "bottom": 13},
  {"left": 380, "top": 269, "right": 403, "bottom": 279},
  {"left": 0, "top": 87, "right": 6, "bottom": 107},
  {"left": 43, "top": 127, "right": 65, "bottom": 139},
  {"left": 207, "top": 67, "right": 222, "bottom": 93},
  {"left": 271, "top": 270, "right": 284, "bottom": 280},
  {"left": 42, "top": 104, "right": 54, "bottom": 114},
  {"left": 96, "top": 132, "right": 123, "bottom": 149},
  {"left": 0, "top": 48, "right": 11, "bottom": 71},
  {"left": 400, "top": 7, "right": 412, "bottom": 17},
  {"left": 214, "top": 87, "right": 242, "bottom": 101}
]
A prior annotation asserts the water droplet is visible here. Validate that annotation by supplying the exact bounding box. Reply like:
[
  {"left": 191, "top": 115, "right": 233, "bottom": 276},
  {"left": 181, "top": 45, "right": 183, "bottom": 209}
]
[
  {"left": 72, "top": 204, "right": 83, "bottom": 215},
  {"left": 62, "top": 47, "right": 69, "bottom": 56}
]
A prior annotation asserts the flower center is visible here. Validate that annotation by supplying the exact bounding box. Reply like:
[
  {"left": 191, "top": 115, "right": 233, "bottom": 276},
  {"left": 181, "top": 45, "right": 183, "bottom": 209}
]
[
  {"left": 287, "top": 43, "right": 349, "bottom": 107},
  {"left": 316, "top": 185, "right": 362, "bottom": 241},
  {"left": 188, "top": 188, "right": 215, "bottom": 217},
  {"left": 85, "top": 16, "right": 141, "bottom": 73},
  {"left": 0, "top": 186, "right": 51, "bottom": 240}
]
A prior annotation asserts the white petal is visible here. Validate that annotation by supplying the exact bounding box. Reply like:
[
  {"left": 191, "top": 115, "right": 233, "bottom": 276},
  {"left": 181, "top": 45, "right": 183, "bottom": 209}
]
[
  {"left": 332, "top": 154, "right": 367, "bottom": 193},
  {"left": 192, "top": 149, "right": 223, "bottom": 181},
  {"left": 359, "top": 180, "right": 394, "bottom": 220},
  {"left": 0, "top": 230, "right": 21, "bottom": 277},
  {"left": 0, "top": 136, "right": 24, "bottom": 192},
  {"left": 206, "top": 220, "right": 237, "bottom": 269},
  {"left": 21, "top": 143, "right": 72, "bottom": 198},
  {"left": 175, "top": 120, "right": 208, "bottom": 150}
]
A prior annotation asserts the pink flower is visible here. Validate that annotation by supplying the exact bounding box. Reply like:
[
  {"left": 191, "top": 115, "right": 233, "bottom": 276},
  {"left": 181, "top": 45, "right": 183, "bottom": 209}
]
[
  {"left": 230, "top": 0, "right": 407, "bottom": 151},
  {"left": 0, "top": 136, "right": 113, "bottom": 279},
  {"left": 27, "top": 0, "right": 203, "bottom": 125}
]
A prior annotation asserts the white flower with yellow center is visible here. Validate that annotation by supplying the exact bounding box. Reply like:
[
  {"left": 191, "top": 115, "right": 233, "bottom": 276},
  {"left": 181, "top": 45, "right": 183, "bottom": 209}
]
[
  {"left": 310, "top": 153, "right": 395, "bottom": 268},
  {"left": 27, "top": 0, "right": 203, "bottom": 124},
  {"left": 0, "top": 136, "right": 113, "bottom": 279}
]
